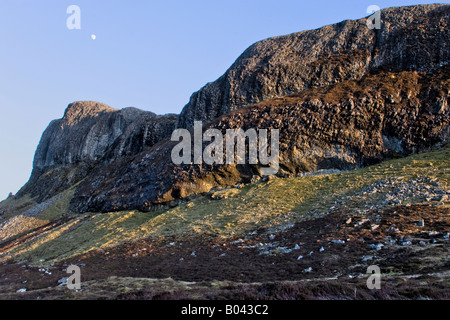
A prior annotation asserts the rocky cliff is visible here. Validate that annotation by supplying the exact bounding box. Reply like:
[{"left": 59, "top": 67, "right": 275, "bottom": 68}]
[
  {"left": 177, "top": 4, "right": 450, "bottom": 129},
  {"left": 18, "top": 102, "right": 177, "bottom": 202},
  {"left": 70, "top": 66, "right": 450, "bottom": 213},
  {"left": 13, "top": 4, "right": 450, "bottom": 213}
]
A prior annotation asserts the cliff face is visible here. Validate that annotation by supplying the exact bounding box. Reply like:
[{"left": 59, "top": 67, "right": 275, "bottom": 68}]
[
  {"left": 33, "top": 101, "right": 120, "bottom": 170},
  {"left": 176, "top": 4, "right": 450, "bottom": 129},
  {"left": 70, "top": 66, "right": 450, "bottom": 213},
  {"left": 18, "top": 101, "right": 177, "bottom": 201},
  {"left": 13, "top": 4, "right": 450, "bottom": 213}
]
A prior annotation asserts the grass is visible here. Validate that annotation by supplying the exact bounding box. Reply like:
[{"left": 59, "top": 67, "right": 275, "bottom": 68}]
[
  {"left": 0, "top": 144, "right": 448, "bottom": 264},
  {"left": 0, "top": 194, "right": 36, "bottom": 220},
  {"left": 0, "top": 188, "right": 75, "bottom": 245}
]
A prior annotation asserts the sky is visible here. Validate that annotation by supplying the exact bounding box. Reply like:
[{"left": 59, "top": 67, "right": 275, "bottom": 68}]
[{"left": 0, "top": 0, "right": 446, "bottom": 199}]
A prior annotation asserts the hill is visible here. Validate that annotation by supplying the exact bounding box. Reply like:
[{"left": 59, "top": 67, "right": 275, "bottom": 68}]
[
  {"left": 0, "top": 4, "right": 449, "bottom": 300},
  {"left": 0, "top": 143, "right": 448, "bottom": 299}
]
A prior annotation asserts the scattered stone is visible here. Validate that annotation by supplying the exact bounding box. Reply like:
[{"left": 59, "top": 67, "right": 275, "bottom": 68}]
[
  {"left": 273, "top": 247, "right": 292, "bottom": 254},
  {"left": 369, "top": 243, "right": 384, "bottom": 251},
  {"left": 355, "top": 219, "right": 369, "bottom": 227},
  {"left": 388, "top": 227, "right": 400, "bottom": 234},
  {"left": 400, "top": 239, "right": 412, "bottom": 246},
  {"left": 58, "top": 278, "right": 68, "bottom": 286}
]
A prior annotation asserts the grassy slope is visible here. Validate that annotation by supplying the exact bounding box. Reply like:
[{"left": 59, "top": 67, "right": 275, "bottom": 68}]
[{"left": 0, "top": 144, "right": 448, "bottom": 264}]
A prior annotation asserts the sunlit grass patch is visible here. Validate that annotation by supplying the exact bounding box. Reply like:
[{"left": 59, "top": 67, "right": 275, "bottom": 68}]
[{"left": 2, "top": 145, "right": 448, "bottom": 264}]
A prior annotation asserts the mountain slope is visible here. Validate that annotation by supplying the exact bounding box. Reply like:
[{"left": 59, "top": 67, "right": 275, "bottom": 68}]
[
  {"left": 0, "top": 143, "right": 448, "bottom": 300},
  {"left": 5, "top": 4, "right": 450, "bottom": 213}
]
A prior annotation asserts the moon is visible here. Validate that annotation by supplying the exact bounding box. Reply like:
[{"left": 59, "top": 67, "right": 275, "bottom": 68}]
[{"left": 91, "top": 34, "right": 96, "bottom": 40}]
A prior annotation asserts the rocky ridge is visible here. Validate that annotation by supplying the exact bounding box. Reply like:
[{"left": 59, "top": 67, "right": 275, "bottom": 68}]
[{"left": 176, "top": 4, "right": 450, "bottom": 129}]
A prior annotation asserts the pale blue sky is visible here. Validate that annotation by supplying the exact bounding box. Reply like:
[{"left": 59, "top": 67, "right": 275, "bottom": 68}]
[{"left": 0, "top": 0, "right": 446, "bottom": 199}]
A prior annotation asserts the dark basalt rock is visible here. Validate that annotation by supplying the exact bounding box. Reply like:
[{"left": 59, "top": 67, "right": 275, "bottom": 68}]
[
  {"left": 17, "top": 101, "right": 177, "bottom": 202},
  {"left": 176, "top": 4, "right": 450, "bottom": 129},
  {"left": 71, "top": 67, "right": 449, "bottom": 213}
]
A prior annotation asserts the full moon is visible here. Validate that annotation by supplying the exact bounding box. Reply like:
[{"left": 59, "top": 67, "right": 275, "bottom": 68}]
[{"left": 91, "top": 34, "right": 96, "bottom": 40}]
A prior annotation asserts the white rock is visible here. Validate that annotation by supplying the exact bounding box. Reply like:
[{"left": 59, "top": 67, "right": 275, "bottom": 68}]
[{"left": 369, "top": 243, "right": 384, "bottom": 251}]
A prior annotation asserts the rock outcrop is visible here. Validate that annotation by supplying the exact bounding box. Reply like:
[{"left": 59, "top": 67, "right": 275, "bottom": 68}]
[
  {"left": 18, "top": 101, "right": 177, "bottom": 202},
  {"left": 69, "top": 66, "right": 450, "bottom": 213},
  {"left": 176, "top": 4, "right": 450, "bottom": 129},
  {"left": 12, "top": 4, "right": 450, "bottom": 213}
]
